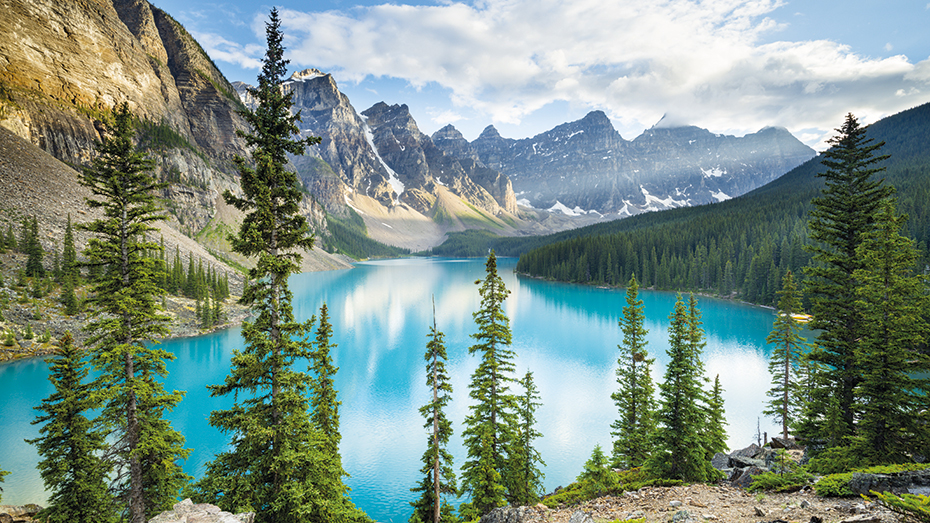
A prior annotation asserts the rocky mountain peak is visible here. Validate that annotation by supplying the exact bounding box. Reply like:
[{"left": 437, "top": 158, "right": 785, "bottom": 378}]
[
  {"left": 290, "top": 68, "right": 327, "bottom": 81},
  {"left": 431, "top": 124, "right": 476, "bottom": 161},
  {"left": 478, "top": 125, "right": 503, "bottom": 140}
]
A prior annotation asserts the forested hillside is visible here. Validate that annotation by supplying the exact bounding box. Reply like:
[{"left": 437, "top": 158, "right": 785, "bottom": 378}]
[{"left": 510, "top": 102, "right": 930, "bottom": 306}]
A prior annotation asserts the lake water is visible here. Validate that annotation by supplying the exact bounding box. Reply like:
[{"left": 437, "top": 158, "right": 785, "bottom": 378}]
[{"left": 0, "top": 257, "right": 797, "bottom": 521}]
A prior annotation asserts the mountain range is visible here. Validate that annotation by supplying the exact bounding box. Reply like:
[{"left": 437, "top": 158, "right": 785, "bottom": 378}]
[{"left": 0, "top": 0, "right": 816, "bottom": 261}]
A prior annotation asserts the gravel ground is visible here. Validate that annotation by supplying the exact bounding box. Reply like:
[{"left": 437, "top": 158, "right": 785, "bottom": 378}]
[{"left": 525, "top": 484, "right": 894, "bottom": 523}]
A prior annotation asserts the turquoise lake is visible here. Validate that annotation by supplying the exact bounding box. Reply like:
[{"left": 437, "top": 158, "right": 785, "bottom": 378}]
[{"left": 0, "top": 257, "right": 796, "bottom": 521}]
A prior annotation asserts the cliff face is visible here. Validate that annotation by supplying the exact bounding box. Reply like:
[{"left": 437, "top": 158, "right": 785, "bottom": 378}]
[
  {"left": 235, "top": 72, "right": 520, "bottom": 231},
  {"left": 0, "top": 0, "right": 250, "bottom": 233}
]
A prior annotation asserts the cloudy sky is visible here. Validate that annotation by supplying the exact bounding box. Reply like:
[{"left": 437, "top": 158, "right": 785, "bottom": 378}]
[{"left": 153, "top": 0, "right": 930, "bottom": 149}]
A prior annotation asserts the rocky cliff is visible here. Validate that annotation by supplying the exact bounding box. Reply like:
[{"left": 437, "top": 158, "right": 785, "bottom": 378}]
[
  {"left": 234, "top": 72, "right": 524, "bottom": 250},
  {"left": 437, "top": 111, "right": 816, "bottom": 216},
  {"left": 0, "top": 0, "right": 346, "bottom": 270}
]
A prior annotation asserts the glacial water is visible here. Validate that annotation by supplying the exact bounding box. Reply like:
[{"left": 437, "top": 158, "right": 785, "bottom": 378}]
[{"left": 0, "top": 257, "right": 798, "bottom": 521}]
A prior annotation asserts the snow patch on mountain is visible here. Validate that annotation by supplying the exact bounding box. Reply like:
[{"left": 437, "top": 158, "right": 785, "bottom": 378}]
[
  {"left": 701, "top": 167, "right": 726, "bottom": 178},
  {"left": 361, "top": 117, "right": 405, "bottom": 202},
  {"left": 547, "top": 201, "right": 600, "bottom": 217},
  {"left": 712, "top": 190, "right": 731, "bottom": 202},
  {"left": 641, "top": 186, "right": 689, "bottom": 211}
]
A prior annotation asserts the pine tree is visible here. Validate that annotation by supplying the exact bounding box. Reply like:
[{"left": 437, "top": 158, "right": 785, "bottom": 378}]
[
  {"left": 5, "top": 222, "right": 15, "bottom": 251},
  {"left": 27, "top": 333, "right": 116, "bottom": 523},
  {"left": 461, "top": 251, "right": 516, "bottom": 518},
  {"left": 610, "top": 274, "right": 656, "bottom": 469},
  {"left": 77, "top": 102, "right": 189, "bottom": 523},
  {"left": 24, "top": 215, "right": 45, "bottom": 277},
  {"left": 409, "top": 302, "right": 457, "bottom": 523},
  {"left": 505, "top": 370, "right": 545, "bottom": 507},
  {"left": 194, "top": 9, "right": 347, "bottom": 523},
  {"left": 63, "top": 214, "right": 78, "bottom": 284},
  {"left": 705, "top": 375, "right": 728, "bottom": 458},
  {"left": 646, "top": 294, "right": 716, "bottom": 482},
  {"left": 763, "top": 270, "right": 810, "bottom": 440},
  {"left": 308, "top": 303, "right": 362, "bottom": 521},
  {"left": 851, "top": 199, "right": 930, "bottom": 464},
  {"left": 803, "top": 113, "right": 894, "bottom": 444}
]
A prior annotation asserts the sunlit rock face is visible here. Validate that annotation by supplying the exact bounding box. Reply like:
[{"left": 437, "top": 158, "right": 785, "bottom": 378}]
[{"left": 443, "top": 111, "right": 816, "bottom": 217}]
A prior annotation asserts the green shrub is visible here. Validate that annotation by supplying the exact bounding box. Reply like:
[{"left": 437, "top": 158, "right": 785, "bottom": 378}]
[
  {"left": 3, "top": 331, "right": 14, "bottom": 346},
  {"left": 873, "top": 491, "right": 930, "bottom": 523},
  {"left": 807, "top": 446, "right": 865, "bottom": 475},
  {"left": 814, "top": 472, "right": 854, "bottom": 497},
  {"left": 24, "top": 324, "right": 34, "bottom": 340},
  {"left": 748, "top": 469, "right": 813, "bottom": 492}
]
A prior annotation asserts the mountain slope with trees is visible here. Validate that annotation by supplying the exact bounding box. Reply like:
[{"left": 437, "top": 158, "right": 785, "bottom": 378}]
[{"left": 510, "top": 102, "right": 930, "bottom": 306}]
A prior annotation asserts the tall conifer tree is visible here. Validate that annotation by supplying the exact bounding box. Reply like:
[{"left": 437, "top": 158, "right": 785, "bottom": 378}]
[
  {"left": 763, "top": 271, "right": 809, "bottom": 440},
  {"left": 62, "top": 214, "right": 78, "bottom": 284},
  {"left": 28, "top": 333, "right": 115, "bottom": 523},
  {"left": 705, "top": 375, "right": 728, "bottom": 458},
  {"left": 851, "top": 199, "right": 930, "bottom": 463},
  {"left": 194, "top": 9, "right": 359, "bottom": 523},
  {"left": 506, "top": 370, "right": 545, "bottom": 506},
  {"left": 308, "top": 303, "right": 363, "bottom": 521},
  {"left": 646, "top": 294, "right": 716, "bottom": 481},
  {"left": 610, "top": 274, "right": 656, "bottom": 469},
  {"left": 461, "top": 251, "right": 516, "bottom": 518},
  {"left": 79, "top": 101, "right": 188, "bottom": 523},
  {"left": 803, "top": 113, "right": 894, "bottom": 444},
  {"left": 409, "top": 302, "right": 457, "bottom": 523}
]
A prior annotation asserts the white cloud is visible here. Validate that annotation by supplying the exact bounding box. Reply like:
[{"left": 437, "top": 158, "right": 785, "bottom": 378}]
[
  {"left": 885, "top": 42, "right": 894, "bottom": 52},
  {"left": 263, "top": 0, "right": 930, "bottom": 145},
  {"left": 192, "top": 31, "right": 264, "bottom": 70}
]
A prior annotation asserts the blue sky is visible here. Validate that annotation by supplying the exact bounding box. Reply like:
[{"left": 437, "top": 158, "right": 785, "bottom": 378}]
[{"left": 153, "top": 0, "right": 930, "bottom": 149}]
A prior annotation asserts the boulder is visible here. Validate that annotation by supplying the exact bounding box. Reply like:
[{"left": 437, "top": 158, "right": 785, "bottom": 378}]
[
  {"left": 770, "top": 437, "right": 801, "bottom": 450},
  {"left": 567, "top": 510, "right": 595, "bottom": 523},
  {"left": 731, "top": 443, "right": 762, "bottom": 459},
  {"left": 731, "top": 455, "right": 767, "bottom": 469},
  {"left": 730, "top": 465, "right": 766, "bottom": 489},
  {"left": 848, "top": 468, "right": 930, "bottom": 496},
  {"left": 480, "top": 506, "right": 529, "bottom": 523},
  {"left": 149, "top": 499, "right": 253, "bottom": 523},
  {"left": 711, "top": 452, "right": 729, "bottom": 470}
]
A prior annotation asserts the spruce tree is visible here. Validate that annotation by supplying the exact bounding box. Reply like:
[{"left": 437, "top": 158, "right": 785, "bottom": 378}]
[
  {"left": 25, "top": 215, "right": 45, "bottom": 277},
  {"left": 409, "top": 303, "right": 457, "bottom": 523},
  {"left": 705, "top": 375, "right": 728, "bottom": 458},
  {"left": 505, "top": 370, "right": 545, "bottom": 506},
  {"left": 803, "top": 113, "right": 894, "bottom": 444},
  {"left": 763, "top": 270, "right": 809, "bottom": 440},
  {"left": 28, "top": 333, "right": 116, "bottom": 523},
  {"left": 194, "top": 9, "right": 347, "bottom": 523},
  {"left": 851, "top": 199, "right": 930, "bottom": 464},
  {"left": 646, "top": 294, "right": 716, "bottom": 482},
  {"left": 78, "top": 101, "right": 188, "bottom": 523},
  {"left": 610, "top": 274, "right": 656, "bottom": 469},
  {"left": 308, "top": 303, "right": 362, "bottom": 521},
  {"left": 63, "top": 214, "right": 78, "bottom": 284},
  {"left": 460, "top": 251, "right": 516, "bottom": 518}
]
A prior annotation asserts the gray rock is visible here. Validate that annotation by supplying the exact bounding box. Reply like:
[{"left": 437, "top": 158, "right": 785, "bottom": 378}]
[
  {"left": 711, "top": 452, "right": 729, "bottom": 470},
  {"left": 624, "top": 511, "right": 646, "bottom": 521},
  {"left": 848, "top": 469, "right": 930, "bottom": 496},
  {"left": 731, "top": 454, "right": 767, "bottom": 469},
  {"left": 770, "top": 436, "right": 800, "bottom": 450},
  {"left": 731, "top": 443, "right": 762, "bottom": 459},
  {"left": 0, "top": 506, "right": 42, "bottom": 518},
  {"left": 731, "top": 465, "right": 767, "bottom": 489},
  {"left": 568, "top": 510, "right": 595, "bottom": 523},
  {"left": 670, "top": 509, "right": 695, "bottom": 523},
  {"left": 149, "top": 499, "right": 253, "bottom": 523},
  {"left": 480, "top": 506, "right": 528, "bottom": 523}
]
